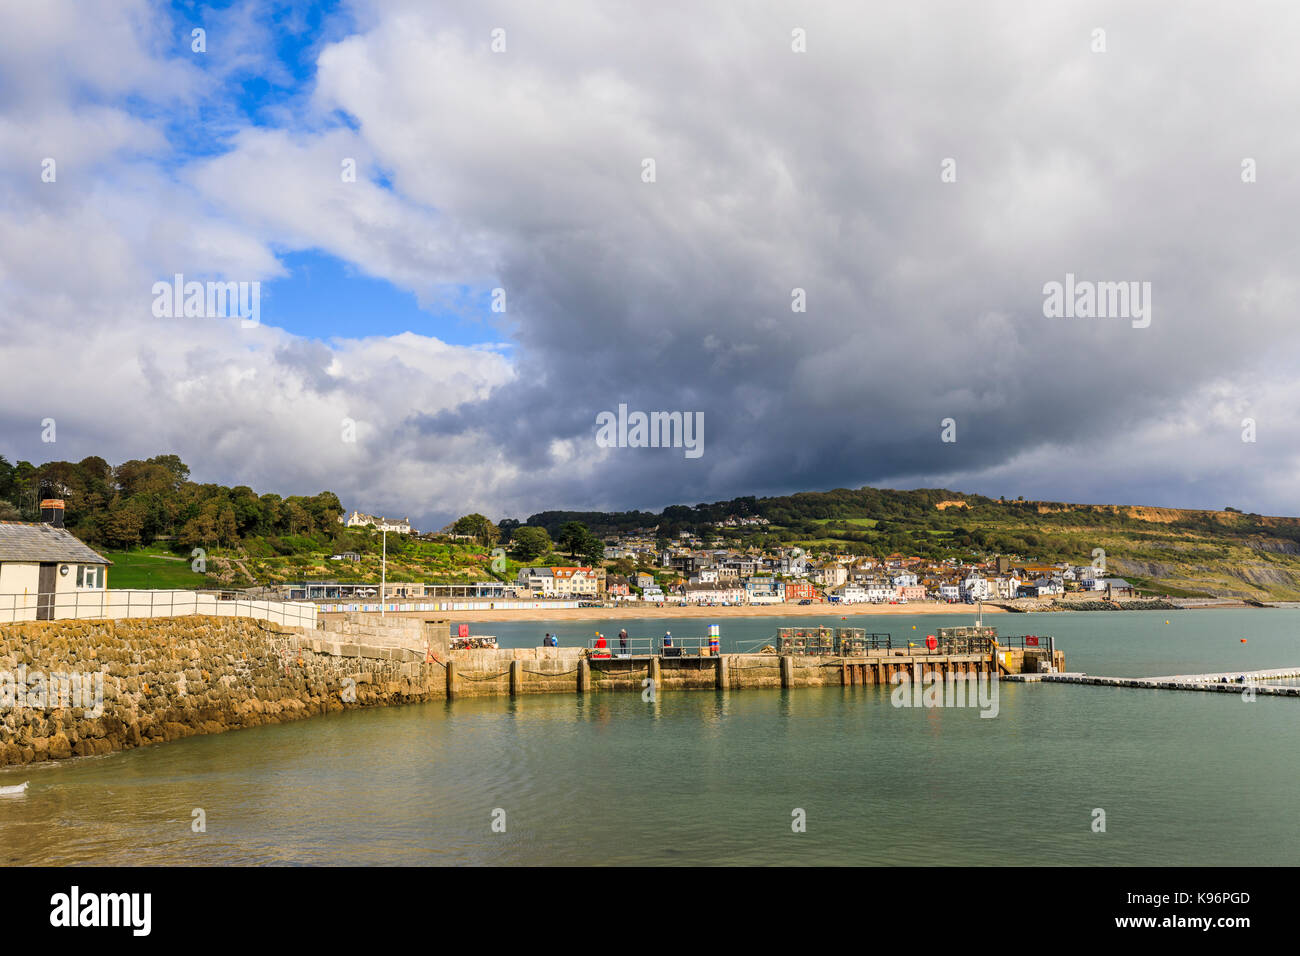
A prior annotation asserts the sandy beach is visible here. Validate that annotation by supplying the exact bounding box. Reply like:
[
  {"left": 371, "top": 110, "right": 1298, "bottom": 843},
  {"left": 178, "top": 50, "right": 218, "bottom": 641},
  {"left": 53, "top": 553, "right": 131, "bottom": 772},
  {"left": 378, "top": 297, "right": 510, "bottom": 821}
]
[{"left": 322, "top": 601, "right": 1006, "bottom": 623}]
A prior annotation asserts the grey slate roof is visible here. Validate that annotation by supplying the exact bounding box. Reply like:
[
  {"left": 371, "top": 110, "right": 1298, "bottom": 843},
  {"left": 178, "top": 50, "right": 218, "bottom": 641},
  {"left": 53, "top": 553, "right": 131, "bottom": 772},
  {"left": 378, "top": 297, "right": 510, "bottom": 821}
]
[{"left": 0, "top": 522, "right": 111, "bottom": 565}]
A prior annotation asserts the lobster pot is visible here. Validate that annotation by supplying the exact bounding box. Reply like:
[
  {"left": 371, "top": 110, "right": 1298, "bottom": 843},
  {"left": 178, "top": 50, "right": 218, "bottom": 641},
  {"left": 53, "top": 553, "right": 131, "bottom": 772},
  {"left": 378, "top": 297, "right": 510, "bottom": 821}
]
[
  {"left": 777, "top": 627, "right": 800, "bottom": 654},
  {"left": 777, "top": 626, "right": 830, "bottom": 655},
  {"left": 812, "top": 626, "right": 835, "bottom": 654},
  {"left": 837, "top": 627, "right": 866, "bottom": 654},
  {"left": 708, "top": 624, "right": 720, "bottom": 654},
  {"left": 936, "top": 625, "right": 998, "bottom": 654},
  {"left": 777, "top": 626, "right": 835, "bottom": 655}
]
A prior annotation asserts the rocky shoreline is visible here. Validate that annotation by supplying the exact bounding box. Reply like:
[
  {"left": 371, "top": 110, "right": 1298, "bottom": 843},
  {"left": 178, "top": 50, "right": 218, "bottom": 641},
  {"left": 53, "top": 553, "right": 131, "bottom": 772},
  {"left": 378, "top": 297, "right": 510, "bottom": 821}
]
[{"left": 994, "top": 598, "right": 1181, "bottom": 613}]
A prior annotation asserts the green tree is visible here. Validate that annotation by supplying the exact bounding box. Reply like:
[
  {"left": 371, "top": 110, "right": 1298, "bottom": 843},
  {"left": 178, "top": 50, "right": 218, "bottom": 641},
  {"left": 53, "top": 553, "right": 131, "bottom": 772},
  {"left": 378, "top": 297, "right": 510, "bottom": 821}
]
[
  {"left": 580, "top": 532, "right": 605, "bottom": 566},
  {"left": 558, "top": 521, "right": 589, "bottom": 555},
  {"left": 510, "top": 526, "right": 553, "bottom": 562},
  {"left": 179, "top": 513, "right": 217, "bottom": 551},
  {"left": 147, "top": 454, "right": 191, "bottom": 484},
  {"left": 454, "top": 513, "right": 500, "bottom": 548},
  {"left": 215, "top": 505, "right": 239, "bottom": 546},
  {"left": 102, "top": 501, "right": 145, "bottom": 549}
]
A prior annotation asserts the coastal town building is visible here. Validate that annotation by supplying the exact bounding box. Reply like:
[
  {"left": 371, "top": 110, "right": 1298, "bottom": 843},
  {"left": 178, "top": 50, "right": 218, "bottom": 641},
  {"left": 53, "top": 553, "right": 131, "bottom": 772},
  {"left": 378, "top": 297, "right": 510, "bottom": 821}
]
[
  {"left": 515, "top": 566, "right": 601, "bottom": 598},
  {"left": 0, "top": 501, "right": 111, "bottom": 620},
  {"left": 342, "top": 511, "right": 415, "bottom": 534},
  {"left": 1017, "top": 578, "right": 1063, "bottom": 598},
  {"left": 812, "top": 562, "right": 848, "bottom": 588},
  {"left": 785, "top": 581, "right": 817, "bottom": 601},
  {"left": 743, "top": 576, "right": 782, "bottom": 603},
  {"left": 683, "top": 582, "right": 745, "bottom": 604},
  {"left": 1102, "top": 578, "right": 1135, "bottom": 599},
  {"left": 831, "top": 584, "right": 868, "bottom": 603}
]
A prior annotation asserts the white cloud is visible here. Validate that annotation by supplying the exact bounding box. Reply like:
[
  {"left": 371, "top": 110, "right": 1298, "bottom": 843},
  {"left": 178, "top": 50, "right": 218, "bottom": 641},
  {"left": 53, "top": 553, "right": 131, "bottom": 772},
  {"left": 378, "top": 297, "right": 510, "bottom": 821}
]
[{"left": 5, "top": 0, "right": 1300, "bottom": 526}]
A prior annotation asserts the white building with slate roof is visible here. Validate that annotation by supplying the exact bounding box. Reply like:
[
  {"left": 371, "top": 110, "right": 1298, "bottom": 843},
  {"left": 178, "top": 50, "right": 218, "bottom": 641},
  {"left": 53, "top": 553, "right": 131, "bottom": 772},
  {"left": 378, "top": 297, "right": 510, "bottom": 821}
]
[{"left": 0, "top": 500, "right": 111, "bottom": 620}]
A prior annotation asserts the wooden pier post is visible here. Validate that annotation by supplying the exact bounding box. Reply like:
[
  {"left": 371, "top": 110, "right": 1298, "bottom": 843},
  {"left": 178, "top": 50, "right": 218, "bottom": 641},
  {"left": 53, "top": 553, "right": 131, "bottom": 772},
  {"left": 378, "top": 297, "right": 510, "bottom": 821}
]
[
  {"left": 649, "top": 656, "right": 661, "bottom": 688},
  {"left": 577, "top": 657, "right": 589, "bottom": 693},
  {"left": 781, "top": 655, "right": 794, "bottom": 689},
  {"left": 509, "top": 659, "right": 522, "bottom": 697},
  {"left": 445, "top": 660, "right": 458, "bottom": 699},
  {"left": 716, "top": 655, "right": 728, "bottom": 690}
]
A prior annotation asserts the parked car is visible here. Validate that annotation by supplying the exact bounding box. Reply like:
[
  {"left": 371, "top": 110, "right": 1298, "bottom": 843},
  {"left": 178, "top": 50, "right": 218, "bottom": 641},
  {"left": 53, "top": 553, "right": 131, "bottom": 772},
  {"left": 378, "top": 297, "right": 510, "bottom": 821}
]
[{"left": 798, "top": 598, "right": 812, "bottom": 605}]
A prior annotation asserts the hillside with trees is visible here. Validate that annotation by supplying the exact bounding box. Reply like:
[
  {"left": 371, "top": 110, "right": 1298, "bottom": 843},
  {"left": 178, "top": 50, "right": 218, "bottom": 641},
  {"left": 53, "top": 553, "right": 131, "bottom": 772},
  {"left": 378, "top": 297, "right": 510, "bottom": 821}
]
[
  {"left": 8, "top": 451, "right": 1300, "bottom": 599},
  {"left": 518, "top": 488, "right": 1300, "bottom": 600},
  {"left": 0, "top": 453, "right": 500, "bottom": 589}
]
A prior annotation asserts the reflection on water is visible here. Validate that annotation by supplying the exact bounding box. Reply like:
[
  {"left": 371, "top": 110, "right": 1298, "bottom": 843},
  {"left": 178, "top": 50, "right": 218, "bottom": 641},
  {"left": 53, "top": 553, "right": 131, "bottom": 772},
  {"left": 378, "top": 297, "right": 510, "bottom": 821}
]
[{"left": 1, "top": 609, "right": 1298, "bottom": 865}]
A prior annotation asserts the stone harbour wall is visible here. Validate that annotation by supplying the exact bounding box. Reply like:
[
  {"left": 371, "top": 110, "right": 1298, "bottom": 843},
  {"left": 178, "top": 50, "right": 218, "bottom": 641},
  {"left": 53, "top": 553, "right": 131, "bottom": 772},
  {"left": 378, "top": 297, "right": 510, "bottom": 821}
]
[{"left": 0, "top": 616, "right": 447, "bottom": 769}]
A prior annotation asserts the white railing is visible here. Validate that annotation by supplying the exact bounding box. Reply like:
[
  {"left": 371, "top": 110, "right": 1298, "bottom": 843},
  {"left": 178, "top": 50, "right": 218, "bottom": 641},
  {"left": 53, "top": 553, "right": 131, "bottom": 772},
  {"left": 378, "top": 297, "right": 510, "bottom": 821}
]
[{"left": 0, "top": 590, "right": 318, "bottom": 628}]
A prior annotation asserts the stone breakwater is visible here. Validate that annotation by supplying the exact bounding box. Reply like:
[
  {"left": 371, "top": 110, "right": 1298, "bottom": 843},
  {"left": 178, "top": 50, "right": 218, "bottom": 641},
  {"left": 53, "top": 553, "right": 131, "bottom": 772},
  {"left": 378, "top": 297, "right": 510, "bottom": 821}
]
[
  {"left": 998, "top": 598, "right": 1178, "bottom": 612},
  {"left": 0, "top": 616, "right": 449, "bottom": 769}
]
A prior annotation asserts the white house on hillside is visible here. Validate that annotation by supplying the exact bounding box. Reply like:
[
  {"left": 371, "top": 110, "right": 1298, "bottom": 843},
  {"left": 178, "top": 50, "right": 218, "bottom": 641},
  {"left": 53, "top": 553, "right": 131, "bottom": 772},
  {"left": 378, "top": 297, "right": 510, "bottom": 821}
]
[{"left": 342, "top": 511, "right": 415, "bottom": 534}]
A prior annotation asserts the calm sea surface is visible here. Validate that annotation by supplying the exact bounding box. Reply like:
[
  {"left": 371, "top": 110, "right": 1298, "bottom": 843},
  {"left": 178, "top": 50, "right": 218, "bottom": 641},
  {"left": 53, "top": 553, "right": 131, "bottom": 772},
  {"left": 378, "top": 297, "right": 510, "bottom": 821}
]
[{"left": 2, "top": 609, "right": 1297, "bottom": 866}]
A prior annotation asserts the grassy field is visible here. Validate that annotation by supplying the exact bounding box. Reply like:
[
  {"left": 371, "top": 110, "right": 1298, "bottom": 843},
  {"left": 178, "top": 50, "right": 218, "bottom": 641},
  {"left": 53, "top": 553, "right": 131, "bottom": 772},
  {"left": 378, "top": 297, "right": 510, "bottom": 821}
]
[{"left": 103, "top": 548, "right": 207, "bottom": 589}]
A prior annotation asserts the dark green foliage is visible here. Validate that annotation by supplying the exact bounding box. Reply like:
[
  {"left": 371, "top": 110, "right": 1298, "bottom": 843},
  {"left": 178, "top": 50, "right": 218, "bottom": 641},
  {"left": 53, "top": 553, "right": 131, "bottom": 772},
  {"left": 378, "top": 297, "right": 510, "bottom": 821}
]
[{"left": 0, "top": 451, "right": 343, "bottom": 553}]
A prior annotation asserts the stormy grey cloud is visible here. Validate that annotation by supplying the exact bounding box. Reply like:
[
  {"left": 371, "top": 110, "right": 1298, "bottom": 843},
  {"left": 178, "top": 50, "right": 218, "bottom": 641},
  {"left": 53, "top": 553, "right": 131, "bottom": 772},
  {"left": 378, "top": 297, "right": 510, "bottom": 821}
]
[{"left": 3, "top": 0, "right": 1299, "bottom": 528}]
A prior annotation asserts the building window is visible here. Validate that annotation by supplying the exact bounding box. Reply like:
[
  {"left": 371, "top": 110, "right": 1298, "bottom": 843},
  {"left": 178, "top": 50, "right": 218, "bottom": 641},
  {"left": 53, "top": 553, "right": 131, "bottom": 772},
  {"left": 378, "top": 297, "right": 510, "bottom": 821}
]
[{"left": 76, "top": 566, "right": 99, "bottom": 589}]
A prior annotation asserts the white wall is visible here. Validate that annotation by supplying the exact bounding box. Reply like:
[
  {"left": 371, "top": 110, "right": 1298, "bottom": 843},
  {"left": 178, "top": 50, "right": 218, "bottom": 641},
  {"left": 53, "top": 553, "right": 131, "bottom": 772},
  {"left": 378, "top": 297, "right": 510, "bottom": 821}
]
[
  {"left": 0, "top": 588, "right": 317, "bottom": 627},
  {"left": 0, "top": 562, "right": 39, "bottom": 596}
]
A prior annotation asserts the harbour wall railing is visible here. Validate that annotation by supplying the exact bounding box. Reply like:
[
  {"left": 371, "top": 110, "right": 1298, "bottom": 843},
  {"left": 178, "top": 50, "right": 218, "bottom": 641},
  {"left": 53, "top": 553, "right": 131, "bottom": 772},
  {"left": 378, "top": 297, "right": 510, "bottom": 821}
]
[{"left": 0, "top": 590, "right": 318, "bottom": 628}]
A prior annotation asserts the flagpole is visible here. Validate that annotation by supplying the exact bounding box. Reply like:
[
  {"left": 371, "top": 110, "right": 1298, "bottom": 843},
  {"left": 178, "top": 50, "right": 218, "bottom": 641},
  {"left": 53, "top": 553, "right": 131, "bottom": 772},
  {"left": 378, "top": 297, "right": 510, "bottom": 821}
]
[{"left": 381, "top": 528, "right": 387, "bottom": 618}]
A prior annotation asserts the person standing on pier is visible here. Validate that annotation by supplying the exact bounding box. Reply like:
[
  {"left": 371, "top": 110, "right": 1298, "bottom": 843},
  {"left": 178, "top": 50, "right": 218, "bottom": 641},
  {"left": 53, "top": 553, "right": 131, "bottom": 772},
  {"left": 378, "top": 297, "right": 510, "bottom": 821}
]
[
  {"left": 619, "top": 628, "right": 628, "bottom": 653},
  {"left": 663, "top": 630, "right": 673, "bottom": 650}
]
